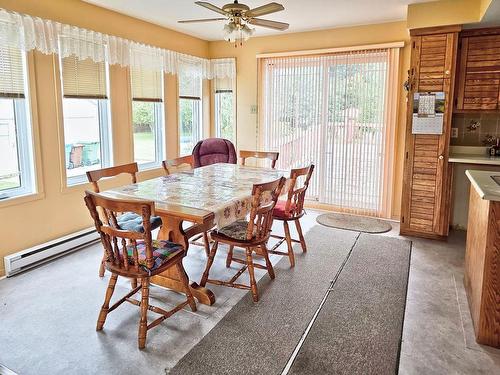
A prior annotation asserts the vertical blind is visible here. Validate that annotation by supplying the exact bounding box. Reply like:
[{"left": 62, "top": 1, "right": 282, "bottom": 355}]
[
  {"left": 0, "top": 45, "right": 25, "bottom": 98},
  {"left": 130, "top": 66, "right": 162, "bottom": 101},
  {"left": 261, "top": 48, "right": 399, "bottom": 217}
]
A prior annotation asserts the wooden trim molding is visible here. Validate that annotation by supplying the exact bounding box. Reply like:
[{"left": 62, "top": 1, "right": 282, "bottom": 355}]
[
  {"left": 461, "top": 27, "right": 500, "bottom": 37},
  {"left": 410, "top": 25, "right": 462, "bottom": 36}
]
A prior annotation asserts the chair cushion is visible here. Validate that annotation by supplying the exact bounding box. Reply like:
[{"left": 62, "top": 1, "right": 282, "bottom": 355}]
[
  {"left": 216, "top": 220, "right": 253, "bottom": 241},
  {"left": 273, "top": 200, "right": 296, "bottom": 219},
  {"left": 127, "top": 240, "right": 183, "bottom": 271},
  {"left": 117, "top": 212, "right": 162, "bottom": 233},
  {"left": 192, "top": 138, "right": 237, "bottom": 167}
]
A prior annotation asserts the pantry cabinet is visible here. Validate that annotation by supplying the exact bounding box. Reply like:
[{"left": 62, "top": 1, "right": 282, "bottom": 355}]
[{"left": 400, "top": 26, "right": 460, "bottom": 239}]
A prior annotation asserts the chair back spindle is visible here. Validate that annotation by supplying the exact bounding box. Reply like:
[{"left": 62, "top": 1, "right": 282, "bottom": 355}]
[
  {"left": 84, "top": 191, "right": 155, "bottom": 273},
  {"left": 246, "top": 177, "right": 286, "bottom": 241},
  {"left": 239, "top": 150, "right": 279, "bottom": 169},
  {"left": 285, "top": 164, "right": 315, "bottom": 218}
]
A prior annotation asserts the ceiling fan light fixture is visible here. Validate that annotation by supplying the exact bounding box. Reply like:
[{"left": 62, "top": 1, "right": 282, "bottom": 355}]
[
  {"left": 242, "top": 24, "right": 255, "bottom": 37},
  {"left": 182, "top": 1, "right": 288, "bottom": 47}
]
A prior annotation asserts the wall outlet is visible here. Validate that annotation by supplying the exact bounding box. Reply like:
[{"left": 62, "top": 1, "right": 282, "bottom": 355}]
[
  {"left": 451, "top": 127, "right": 458, "bottom": 138},
  {"left": 250, "top": 105, "right": 258, "bottom": 114}
]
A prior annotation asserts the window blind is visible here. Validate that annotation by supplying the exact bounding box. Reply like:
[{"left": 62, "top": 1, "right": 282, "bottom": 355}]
[
  {"left": 0, "top": 45, "right": 25, "bottom": 98},
  {"left": 61, "top": 54, "right": 107, "bottom": 99},
  {"left": 179, "top": 63, "right": 201, "bottom": 99},
  {"left": 261, "top": 48, "right": 399, "bottom": 217},
  {"left": 214, "top": 76, "right": 233, "bottom": 93},
  {"left": 130, "top": 66, "right": 162, "bottom": 102}
]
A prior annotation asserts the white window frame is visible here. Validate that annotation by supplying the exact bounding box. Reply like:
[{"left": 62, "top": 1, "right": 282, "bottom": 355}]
[
  {"left": 132, "top": 99, "right": 165, "bottom": 170},
  {"left": 57, "top": 51, "right": 113, "bottom": 186},
  {"left": 178, "top": 94, "right": 202, "bottom": 157},
  {"left": 0, "top": 53, "right": 35, "bottom": 201},
  {"left": 214, "top": 87, "right": 236, "bottom": 142}
]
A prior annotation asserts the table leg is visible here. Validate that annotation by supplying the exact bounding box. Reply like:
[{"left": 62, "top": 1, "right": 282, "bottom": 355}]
[{"left": 151, "top": 215, "right": 216, "bottom": 306}]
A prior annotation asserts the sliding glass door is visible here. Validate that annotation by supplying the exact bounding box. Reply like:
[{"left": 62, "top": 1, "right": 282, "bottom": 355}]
[{"left": 261, "top": 49, "right": 397, "bottom": 217}]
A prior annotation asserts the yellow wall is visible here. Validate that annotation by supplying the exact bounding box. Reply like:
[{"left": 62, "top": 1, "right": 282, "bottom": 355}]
[
  {"left": 208, "top": 21, "right": 411, "bottom": 220},
  {"left": 407, "top": 0, "right": 490, "bottom": 29},
  {"left": 0, "top": 0, "right": 209, "bottom": 276},
  {"left": 1, "top": 0, "right": 495, "bottom": 275}
]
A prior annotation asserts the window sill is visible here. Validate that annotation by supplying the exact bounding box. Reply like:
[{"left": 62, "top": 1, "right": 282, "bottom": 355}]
[
  {"left": 60, "top": 180, "right": 92, "bottom": 195},
  {"left": 0, "top": 191, "right": 45, "bottom": 209},
  {"left": 138, "top": 162, "right": 162, "bottom": 172}
]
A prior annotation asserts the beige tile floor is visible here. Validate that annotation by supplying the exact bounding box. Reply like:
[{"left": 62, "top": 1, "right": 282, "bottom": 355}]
[{"left": 1, "top": 210, "right": 500, "bottom": 374}]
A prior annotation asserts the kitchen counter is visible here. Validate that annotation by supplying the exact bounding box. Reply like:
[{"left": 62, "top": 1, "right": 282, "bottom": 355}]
[
  {"left": 449, "top": 153, "right": 500, "bottom": 165},
  {"left": 465, "top": 170, "right": 500, "bottom": 201}
]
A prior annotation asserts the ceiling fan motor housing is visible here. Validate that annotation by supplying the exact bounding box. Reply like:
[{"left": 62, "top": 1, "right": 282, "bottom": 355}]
[{"left": 223, "top": 1, "right": 250, "bottom": 15}]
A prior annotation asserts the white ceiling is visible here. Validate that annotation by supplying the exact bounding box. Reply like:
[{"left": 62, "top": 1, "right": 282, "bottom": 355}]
[{"left": 83, "top": 0, "right": 433, "bottom": 41}]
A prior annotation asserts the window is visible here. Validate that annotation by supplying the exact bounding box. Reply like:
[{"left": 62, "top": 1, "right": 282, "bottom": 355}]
[
  {"left": 261, "top": 49, "right": 398, "bottom": 217},
  {"left": 130, "top": 65, "right": 164, "bottom": 168},
  {"left": 179, "top": 64, "right": 202, "bottom": 156},
  {"left": 59, "top": 43, "right": 111, "bottom": 185},
  {"left": 0, "top": 45, "right": 35, "bottom": 200},
  {"left": 214, "top": 75, "right": 235, "bottom": 143}
]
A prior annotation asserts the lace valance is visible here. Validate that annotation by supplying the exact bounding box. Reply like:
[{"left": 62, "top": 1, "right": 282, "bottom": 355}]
[{"left": 0, "top": 8, "right": 235, "bottom": 79}]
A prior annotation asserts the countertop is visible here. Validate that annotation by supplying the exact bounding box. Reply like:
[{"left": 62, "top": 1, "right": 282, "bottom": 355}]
[
  {"left": 466, "top": 170, "right": 500, "bottom": 201},
  {"left": 449, "top": 153, "right": 500, "bottom": 165},
  {"left": 448, "top": 147, "right": 500, "bottom": 165}
]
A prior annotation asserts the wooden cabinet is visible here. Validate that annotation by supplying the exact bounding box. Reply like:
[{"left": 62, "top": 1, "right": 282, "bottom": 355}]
[
  {"left": 464, "top": 181, "right": 500, "bottom": 347},
  {"left": 456, "top": 28, "right": 500, "bottom": 111},
  {"left": 400, "top": 26, "right": 460, "bottom": 239}
]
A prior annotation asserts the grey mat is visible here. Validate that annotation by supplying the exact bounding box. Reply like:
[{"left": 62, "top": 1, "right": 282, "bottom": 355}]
[
  {"left": 317, "top": 212, "right": 392, "bottom": 233},
  {"left": 168, "top": 226, "right": 359, "bottom": 374},
  {"left": 289, "top": 233, "right": 411, "bottom": 374}
]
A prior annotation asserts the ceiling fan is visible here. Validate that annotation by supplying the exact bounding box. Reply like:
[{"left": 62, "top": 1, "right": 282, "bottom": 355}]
[{"left": 179, "top": 1, "right": 289, "bottom": 45}]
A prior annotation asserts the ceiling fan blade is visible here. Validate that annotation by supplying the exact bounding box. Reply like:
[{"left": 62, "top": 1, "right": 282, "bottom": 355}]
[
  {"left": 246, "top": 2, "right": 284, "bottom": 18},
  {"left": 248, "top": 18, "right": 289, "bottom": 30},
  {"left": 195, "top": 1, "right": 228, "bottom": 16},
  {"left": 178, "top": 18, "right": 226, "bottom": 23}
]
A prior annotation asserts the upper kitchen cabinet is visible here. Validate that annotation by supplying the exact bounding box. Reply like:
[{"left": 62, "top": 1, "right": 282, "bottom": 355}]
[{"left": 455, "top": 28, "right": 500, "bottom": 111}]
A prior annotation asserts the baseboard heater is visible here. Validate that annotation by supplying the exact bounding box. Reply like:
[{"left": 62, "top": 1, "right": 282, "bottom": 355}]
[{"left": 4, "top": 227, "right": 99, "bottom": 277}]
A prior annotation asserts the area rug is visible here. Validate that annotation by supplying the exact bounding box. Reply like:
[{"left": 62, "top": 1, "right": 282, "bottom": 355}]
[
  {"left": 289, "top": 233, "right": 411, "bottom": 374},
  {"left": 316, "top": 212, "right": 392, "bottom": 233},
  {"left": 169, "top": 227, "right": 411, "bottom": 375}
]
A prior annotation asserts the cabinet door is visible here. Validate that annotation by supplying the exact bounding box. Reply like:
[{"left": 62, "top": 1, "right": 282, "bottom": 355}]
[
  {"left": 415, "top": 34, "right": 451, "bottom": 92},
  {"left": 401, "top": 31, "right": 459, "bottom": 239},
  {"left": 456, "top": 34, "right": 500, "bottom": 110}
]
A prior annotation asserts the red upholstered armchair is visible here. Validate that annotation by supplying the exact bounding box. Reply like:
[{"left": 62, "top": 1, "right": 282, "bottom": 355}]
[{"left": 192, "top": 138, "right": 237, "bottom": 167}]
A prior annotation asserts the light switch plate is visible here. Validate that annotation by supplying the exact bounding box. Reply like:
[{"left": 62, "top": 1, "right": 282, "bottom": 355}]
[
  {"left": 250, "top": 105, "right": 258, "bottom": 114},
  {"left": 451, "top": 127, "right": 458, "bottom": 138}
]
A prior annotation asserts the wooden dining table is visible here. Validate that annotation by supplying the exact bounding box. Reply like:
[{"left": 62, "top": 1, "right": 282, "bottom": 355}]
[{"left": 101, "top": 163, "right": 290, "bottom": 306}]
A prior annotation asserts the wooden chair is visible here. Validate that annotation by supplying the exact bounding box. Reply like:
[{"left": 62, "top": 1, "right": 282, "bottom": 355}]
[
  {"left": 162, "top": 155, "right": 194, "bottom": 175},
  {"left": 87, "top": 163, "right": 162, "bottom": 278},
  {"left": 84, "top": 191, "right": 196, "bottom": 349},
  {"left": 86, "top": 162, "right": 139, "bottom": 193},
  {"left": 162, "top": 155, "right": 211, "bottom": 256},
  {"left": 200, "top": 177, "right": 286, "bottom": 302},
  {"left": 269, "top": 164, "right": 315, "bottom": 267},
  {"left": 240, "top": 150, "right": 279, "bottom": 169}
]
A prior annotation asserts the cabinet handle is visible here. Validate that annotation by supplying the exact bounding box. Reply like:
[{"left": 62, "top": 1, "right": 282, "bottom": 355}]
[
  {"left": 438, "top": 155, "right": 444, "bottom": 160},
  {"left": 445, "top": 70, "right": 450, "bottom": 75}
]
